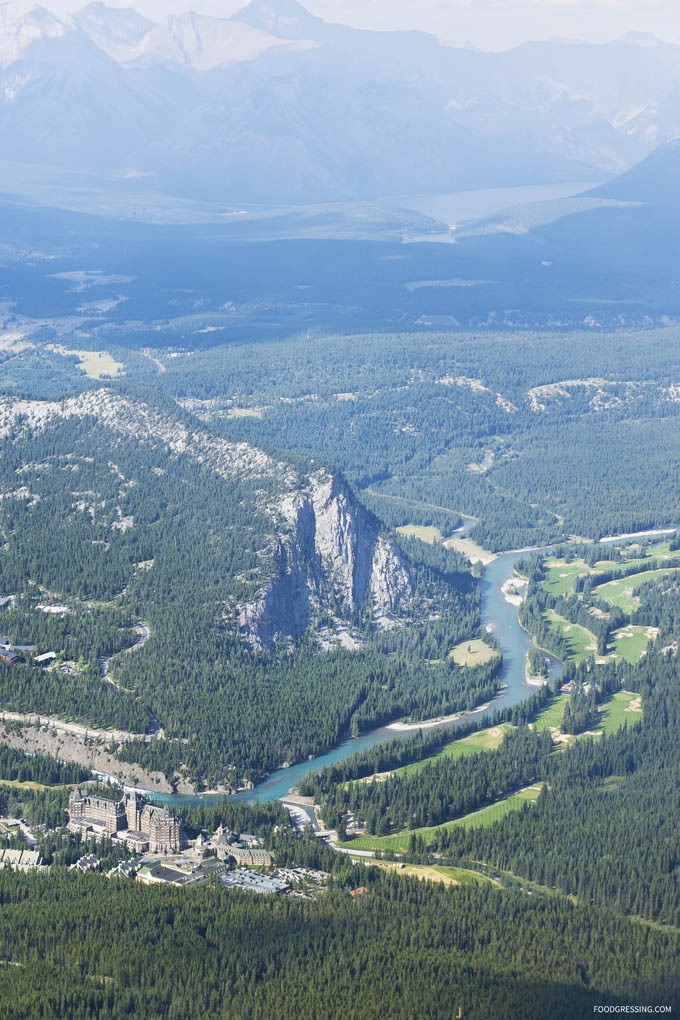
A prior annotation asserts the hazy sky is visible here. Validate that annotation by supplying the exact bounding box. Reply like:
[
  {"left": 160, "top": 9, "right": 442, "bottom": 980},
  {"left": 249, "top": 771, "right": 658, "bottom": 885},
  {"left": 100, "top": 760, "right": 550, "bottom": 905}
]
[{"left": 50, "top": 0, "right": 680, "bottom": 51}]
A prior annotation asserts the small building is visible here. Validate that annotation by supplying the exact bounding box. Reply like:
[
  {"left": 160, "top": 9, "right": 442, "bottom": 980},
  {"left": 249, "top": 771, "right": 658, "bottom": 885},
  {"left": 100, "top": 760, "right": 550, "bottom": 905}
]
[
  {"left": 0, "top": 848, "right": 45, "bottom": 871},
  {"left": 191, "top": 832, "right": 208, "bottom": 857},
  {"left": 137, "top": 857, "right": 227, "bottom": 888},
  {"left": 72, "top": 854, "right": 100, "bottom": 872},
  {"left": 0, "top": 649, "right": 20, "bottom": 665},
  {"left": 34, "top": 652, "right": 57, "bottom": 667},
  {"left": 239, "top": 833, "right": 263, "bottom": 847},
  {"left": 112, "top": 831, "right": 149, "bottom": 854},
  {"left": 227, "top": 846, "right": 273, "bottom": 867},
  {"left": 108, "top": 859, "right": 138, "bottom": 879},
  {"left": 209, "top": 825, "right": 272, "bottom": 866},
  {"left": 137, "top": 864, "right": 189, "bottom": 887}
]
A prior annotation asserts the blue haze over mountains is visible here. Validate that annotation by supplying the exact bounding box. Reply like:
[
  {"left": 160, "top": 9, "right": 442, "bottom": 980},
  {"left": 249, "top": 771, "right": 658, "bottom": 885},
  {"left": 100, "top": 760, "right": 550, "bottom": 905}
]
[
  {"left": 1, "top": 0, "right": 680, "bottom": 329},
  {"left": 2, "top": 0, "right": 680, "bottom": 203}
]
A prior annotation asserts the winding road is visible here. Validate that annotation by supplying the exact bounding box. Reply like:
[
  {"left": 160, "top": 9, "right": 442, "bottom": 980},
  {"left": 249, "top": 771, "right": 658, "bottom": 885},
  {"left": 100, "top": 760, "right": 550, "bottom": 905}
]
[{"left": 100, "top": 621, "right": 150, "bottom": 690}]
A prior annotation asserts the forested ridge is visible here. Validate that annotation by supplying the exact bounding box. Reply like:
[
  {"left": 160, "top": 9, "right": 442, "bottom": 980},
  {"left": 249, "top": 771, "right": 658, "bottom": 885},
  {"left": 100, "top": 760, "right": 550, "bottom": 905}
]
[
  {"left": 144, "top": 327, "right": 680, "bottom": 550},
  {"left": 309, "top": 726, "right": 553, "bottom": 835},
  {"left": 0, "top": 868, "right": 676, "bottom": 1020},
  {"left": 0, "top": 398, "right": 488, "bottom": 785}
]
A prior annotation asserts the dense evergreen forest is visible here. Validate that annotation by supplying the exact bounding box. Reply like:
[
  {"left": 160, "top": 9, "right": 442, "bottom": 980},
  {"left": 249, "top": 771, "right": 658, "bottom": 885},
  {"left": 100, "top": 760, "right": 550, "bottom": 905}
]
[
  {"left": 141, "top": 326, "right": 680, "bottom": 550},
  {"left": 429, "top": 588, "right": 680, "bottom": 926},
  {"left": 5, "top": 325, "right": 680, "bottom": 551},
  {"left": 0, "top": 400, "right": 490, "bottom": 785},
  {"left": 0, "top": 868, "right": 677, "bottom": 1020},
  {"left": 3, "top": 203, "right": 680, "bottom": 1018}
]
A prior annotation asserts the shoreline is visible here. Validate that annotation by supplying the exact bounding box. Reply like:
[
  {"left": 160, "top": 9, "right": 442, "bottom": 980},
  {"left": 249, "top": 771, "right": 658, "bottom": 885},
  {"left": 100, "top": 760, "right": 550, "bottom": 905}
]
[
  {"left": 386, "top": 711, "right": 462, "bottom": 732},
  {"left": 387, "top": 701, "right": 492, "bottom": 732},
  {"left": 525, "top": 667, "right": 550, "bottom": 687},
  {"left": 444, "top": 536, "right": 496, "bottom": 565},
  {"left": 501, "top": 576, "right": 527, "bottom": 607},
  {"left": 599, "top": 527, "right": 676, "bottom": 544}
]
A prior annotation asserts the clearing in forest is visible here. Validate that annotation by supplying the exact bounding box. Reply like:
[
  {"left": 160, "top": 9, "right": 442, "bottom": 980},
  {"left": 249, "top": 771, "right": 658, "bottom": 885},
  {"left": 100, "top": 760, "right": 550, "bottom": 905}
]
[
  {"left": 396, "top": 524, "right": 443, "bottom": 544},
  {"left": 449, "top": 639, "right": 499, "bottom": 667},
  {"left": 533, "top": 694, "right": 570, "bottom": 731},
  {"left": 599, "top": 690, "right": 643, "bottom": 734},
  {"left": 372, "top": 862, "right": 490, "bottom": 886},
  {"left": 609, "top": 625, "right": 658, "bottom": 663},
  {"left": 342, "top": 784, "right": 545, "bottom": 854},
  {"left": 594, "top": 567, "right": 680, "bottom": 613},
  {"left": 542, "top": 557, "right": 591, "bottom": 596},
  {"left": 48, "top": 345, "right": 124, "bottom": 379},
  {"left": 373, "top": 723, "right": 514, "bottom": 782}
]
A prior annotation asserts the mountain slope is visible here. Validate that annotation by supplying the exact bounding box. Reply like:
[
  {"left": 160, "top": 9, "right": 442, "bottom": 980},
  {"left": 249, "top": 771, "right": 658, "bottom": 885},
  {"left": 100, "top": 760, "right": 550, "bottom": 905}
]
[
  {"left": 586, "top": 137, "right": 680, "bottom": 207},
  {"left": 1, "top": 0, "right": 680, "bottom": 203},
  {"left": 72, "top": 1, "right": 153, "bottom": 62},
  {"left": 0, "top": 387, "right": 482, "bottom": 784},
  {"left": 0, "top": 388, "right": 417, "bottom": 647},
  {"left": 128, "top": 10, "right": 315, "bottom": 71}
]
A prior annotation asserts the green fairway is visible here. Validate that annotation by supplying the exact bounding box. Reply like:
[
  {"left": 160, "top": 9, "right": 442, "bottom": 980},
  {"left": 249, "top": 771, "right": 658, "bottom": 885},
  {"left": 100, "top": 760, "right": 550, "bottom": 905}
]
[
  {"left": 449, "top": 639, "right": 500, "bottom": 667},
  {"left": 594, "top": 567, "right": 680, "bottom": 613},
  {"left": 542, "top": 558, "right": 590, "bottom": 596},
  {"left": 541, "top": 544, "right": 675, "bottom": 601},
  {"left": 383, "top": 723, "right": 514, "bottom": 780},
  {"left": 341, "top": 785, "right": 544, "bottom": 853},
  {"left": 609, "top": 625, "right": 657, "bottom": 663},
  {"left": 544, "top": 609, "right": 598, "bottom": 663},
  {"left": 533, "top": 694, "right": 570, "bottom": 731},
  {"left": 598, "top": 691, "right": 643, "bottom": 734},
  {"left": 396, "top": 524, "right": 443, "bottom": 544}
]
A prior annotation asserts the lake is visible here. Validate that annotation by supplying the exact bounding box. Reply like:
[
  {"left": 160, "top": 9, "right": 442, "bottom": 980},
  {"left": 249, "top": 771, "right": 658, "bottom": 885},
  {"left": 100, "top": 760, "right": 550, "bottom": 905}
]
[{"left": 380, "top": 180, "right": 599, "bottom": 230}]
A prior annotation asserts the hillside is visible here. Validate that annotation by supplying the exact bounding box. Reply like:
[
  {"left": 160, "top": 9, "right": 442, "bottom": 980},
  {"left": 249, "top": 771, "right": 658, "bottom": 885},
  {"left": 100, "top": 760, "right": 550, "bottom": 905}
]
[
  {"left": 587, "top": 137, "right": 680, "bottom": 207},
  {"left": 0, "top": 387, "right": 487, "bottom": 787}
]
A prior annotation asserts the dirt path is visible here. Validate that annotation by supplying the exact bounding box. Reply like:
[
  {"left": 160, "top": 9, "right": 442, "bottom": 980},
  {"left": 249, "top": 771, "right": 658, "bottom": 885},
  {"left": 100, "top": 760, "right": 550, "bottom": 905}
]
[
  {"left": 364, "top": 489, "right": 469, "bottom": 521},
  {"left": 0, "top": 711, "right": 150, "bottom": 744},
  {"left": 140, "top": 351, "right": 166, "bottom": 374}
]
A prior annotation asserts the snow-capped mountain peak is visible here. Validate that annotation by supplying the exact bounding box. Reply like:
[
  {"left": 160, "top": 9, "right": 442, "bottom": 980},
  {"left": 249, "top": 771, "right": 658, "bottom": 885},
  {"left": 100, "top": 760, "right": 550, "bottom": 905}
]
[
  {"left": 72, "top": 2, "right": 154, "bottom": 63},
  {"left": 126, "top": 9, "right": 316, "bottom": 71},
  {"left": 0, "top": 0, "right": 69, "bottom": 67}
]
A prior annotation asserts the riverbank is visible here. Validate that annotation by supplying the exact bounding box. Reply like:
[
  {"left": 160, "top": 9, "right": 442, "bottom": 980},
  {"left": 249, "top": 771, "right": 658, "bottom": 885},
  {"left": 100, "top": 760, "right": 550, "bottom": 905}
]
[
  {"left": 445, "top": 535, "right": 496, "bottom": 565},
  {"left": 140, "top": 545, "right": 565, "bottom": 808},
  {"left": 599, "top": 527, "right": 676, "bottom": 544}
]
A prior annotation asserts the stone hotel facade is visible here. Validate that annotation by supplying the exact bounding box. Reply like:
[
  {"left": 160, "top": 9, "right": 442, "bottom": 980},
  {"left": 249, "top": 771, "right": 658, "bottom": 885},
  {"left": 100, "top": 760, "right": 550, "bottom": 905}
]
[{"left": 68, "top": 788, "right": 183, "bottom": 853}]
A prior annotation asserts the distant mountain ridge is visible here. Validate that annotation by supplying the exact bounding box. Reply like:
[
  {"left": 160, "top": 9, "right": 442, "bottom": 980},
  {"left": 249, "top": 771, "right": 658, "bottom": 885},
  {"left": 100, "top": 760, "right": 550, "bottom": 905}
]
[
  {"left": 587, "top": 138, "right": 680, "bottom": 207},
  {"left": 1, "top": 0, "right": 680, "bottom": 203}
]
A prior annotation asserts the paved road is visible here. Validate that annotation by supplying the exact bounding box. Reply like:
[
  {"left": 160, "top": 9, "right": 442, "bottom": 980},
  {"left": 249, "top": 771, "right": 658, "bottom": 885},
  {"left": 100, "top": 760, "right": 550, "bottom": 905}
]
[
  {"left": 100, "top": 622, "right": 150, "bottom": 688},
  {"left": 330, "top": 845, "right": 376, "bottom": 859},
  {"left": 280, "top": 799, "right": 320, "bottom": 832}
]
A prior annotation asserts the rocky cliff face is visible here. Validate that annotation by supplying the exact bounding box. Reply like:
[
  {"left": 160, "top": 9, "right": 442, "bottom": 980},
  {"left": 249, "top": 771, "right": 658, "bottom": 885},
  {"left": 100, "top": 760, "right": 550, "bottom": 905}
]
[
  {"left": 239, "top": 471, "right": 414, "bottom": 648},
  {"left": 0, "top": 389, "right": 417, "bottom": 651}
]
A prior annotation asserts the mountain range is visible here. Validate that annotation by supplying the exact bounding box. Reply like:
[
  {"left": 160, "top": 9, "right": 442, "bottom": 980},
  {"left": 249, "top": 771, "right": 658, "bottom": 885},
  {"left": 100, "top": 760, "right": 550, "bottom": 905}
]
[{"left": 1, "top": 0, "right": 680, "bottom": 205}]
